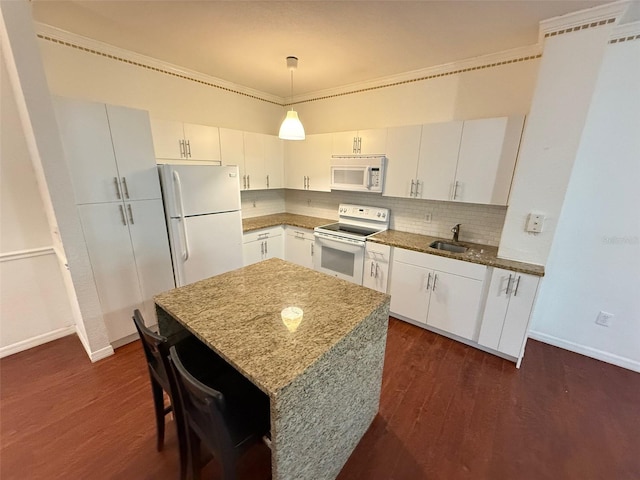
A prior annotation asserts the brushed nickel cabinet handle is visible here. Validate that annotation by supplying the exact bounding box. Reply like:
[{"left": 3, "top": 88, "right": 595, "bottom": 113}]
[
  {"left": 513, "top": 276, "right": 521, "bottom": 296},
  {"left": 432, "top": 274, "right": 438, "bottom": 291},
  {"left": 179, "top": 139, "right": 185, "bottom": 158},
  {"left": 426, "top": 272, "right": 432, "bottom": 291},
  {"left": 247, "top": 175, "right": 250, "bottom": 189},
  {"left": 119, "top": 204, "right": 127, "bottom": 225},
  {"left": 375, "top": 262, "right": 380, "bottom": 278},
  {"left": 121, "top": 177, "right": 130, "bottom": 199},
  {"left": 127, "top": 204, "right": 134, "bottom": 224},
  {"left": 506, "top": 274, "right": 513, "bottom": 296},
  {"left": 310, "top": 243, "right": 314, "bottom": 256},
  {"left": 453, "top": 180, "right": 460, "bottom": 200},
  {"left": 114, "top": 177, "right": 122, "bottom": 199},
  {"left": 243, "top": 175, "right": 247, "bottom": 189},
  {"left": 410, "top": 179, "right": 415, "bottom": 197},
  {"left": 266, "top": 174, "right": 270, "bottom": 188},
  {"left": 186, "top": 140, "right": 191, "bottom": 158},
  {"left": 260, "top": 241, "right": 264, "bottom": 255}
]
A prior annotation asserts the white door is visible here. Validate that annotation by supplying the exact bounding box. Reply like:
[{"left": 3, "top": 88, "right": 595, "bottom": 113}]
[
  {"left": 358, "top": 128, "right": 387, "bottom": 155},
  {"left": 125, "top": 199, "right": 175, "bottom": 324},
  {"left": 242, "top": 240, "right": 265, "bottom": 266},
  {"left": 183, "top": 123, "right": 221, "bottom": 161},
  {"left": 389, "top": 261, "right": 430, "bottom": 324},
  {"left": 149, "top": 118, "right": 185, "bottom": 160},
  {"left": 243, "top": 132, "right": 267, "bottom": 190},
  {"left": 498, "top": 273, "right": 539, "bottom": 357},
  {"left": 426, "top": 271, "right": 483, "bottom": 341},
  {"left": 172, "top": 210, "right": 243, "bottom": 286},
  {"left": 106, "top": 104, "right": 162, "bottom": 201},
  {"left": 77, "top": 203, "right": 143, "bottom": 343},
  {"left": 264, "top": 135, "right": 284, "bottom": 189},
  {"left": 383, "top": 125, "right": 422, "bottom": 198},
  {"left": 162, "top": 164, "right": 241, "bottom": 217},
  {"left": 416, "top": 121, "right": 463, "bottom": 201},
  {"left": 53, "top": 97, "right": 120, "bottom": 204}
]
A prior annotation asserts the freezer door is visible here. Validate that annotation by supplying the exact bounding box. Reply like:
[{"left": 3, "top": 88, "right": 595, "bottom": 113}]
[
  {"left": 159, "top": 164, "right": 241, "bottom": 217},
  {"left": 169, "top": 210, "right": 243, "bottom": 286}
]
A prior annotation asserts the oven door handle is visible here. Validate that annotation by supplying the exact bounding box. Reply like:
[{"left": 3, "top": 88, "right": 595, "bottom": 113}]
[{"left": 314, "top": 233, "right": 365, "bottom": 248}]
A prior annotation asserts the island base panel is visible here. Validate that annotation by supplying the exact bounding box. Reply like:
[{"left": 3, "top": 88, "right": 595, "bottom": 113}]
[{"left": 271, "top": 302, "right": 390, "bottom": 480}]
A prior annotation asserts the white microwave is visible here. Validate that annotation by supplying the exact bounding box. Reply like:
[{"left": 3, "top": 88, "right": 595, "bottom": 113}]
[{"left": 330, "top": 156, "right": 386, "bottom": 193}]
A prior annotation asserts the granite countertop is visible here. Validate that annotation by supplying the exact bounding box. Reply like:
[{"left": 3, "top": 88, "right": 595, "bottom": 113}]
[
  {"left": 243, "top": 213, "right": 334, "bottom": 232},
  {"left": 369, "top": 230, "right": 545, "bottom": 276},
  {"left": 154, "top": 258, "right": 390, "bottom": 396}
]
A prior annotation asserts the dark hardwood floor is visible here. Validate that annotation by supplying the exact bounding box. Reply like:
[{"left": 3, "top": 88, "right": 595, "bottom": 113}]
[{"left": 1, "top": 318, "right": 638, "bottom": 479}]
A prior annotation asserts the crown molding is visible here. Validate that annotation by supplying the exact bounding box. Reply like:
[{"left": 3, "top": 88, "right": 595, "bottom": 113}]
[
  {"left": 610, "top": 20, "right": 640, "bottom": 40},
  {"left": 289, "top": 43, "right": 542, "bottom": 105},
  {"left": 538, "top": 1, "right": 630, "bottom": 42},
  {"left": 34, "top": 22, "right": 284, "bottom": 106}
]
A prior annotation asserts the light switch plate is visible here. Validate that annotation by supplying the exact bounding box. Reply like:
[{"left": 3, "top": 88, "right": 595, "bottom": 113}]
[{"left": 526, "top": 213, "right": 545, "bottom": 233}]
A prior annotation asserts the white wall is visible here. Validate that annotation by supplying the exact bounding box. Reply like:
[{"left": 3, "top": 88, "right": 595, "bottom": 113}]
[
  {"left": 0, "top": 52, "right": 75, "bottom": 356},
  {"left": 529, "top": 37, "right": 640, "bottom": 372}
]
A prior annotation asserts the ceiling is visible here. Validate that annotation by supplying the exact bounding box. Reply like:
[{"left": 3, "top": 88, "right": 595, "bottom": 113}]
[{"left": 31, "top": 1, "right": 613, "bottom": 99}]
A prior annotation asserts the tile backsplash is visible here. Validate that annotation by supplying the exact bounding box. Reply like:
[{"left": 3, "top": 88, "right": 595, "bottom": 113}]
[{"left": 242, "top": 189, "right": 506, "bottom": 246}]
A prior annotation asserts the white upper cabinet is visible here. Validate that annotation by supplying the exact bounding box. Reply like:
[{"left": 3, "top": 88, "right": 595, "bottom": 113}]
[
  {"left": 219, "top": 127, "right": 245, "bottom": 167},
  {"left": 382, "top": 125, "right": 423, "bottom": 198},
  {"left": 332, "top": 128, "right": 387, "bottom": 155},
  {"left": 149, "top": 118, "right": 221, "bottom": 162},
  {"left": 264, "top": 134, "right": 285, "bottom": 189},
  {"left": 416, "top": 121, "right": 463, "bottom": 201},
  {"left": 454, "top": 115, "right": 524, "bottom": 205},
  {"left": 285, "top": 133, "right": 332, "bottom": 191},
  {"left": 54, "top": 97, "right": 161, "bottom": 204},
  {"left": 243, "top": 132, "right": 267, "bottom": 190}
]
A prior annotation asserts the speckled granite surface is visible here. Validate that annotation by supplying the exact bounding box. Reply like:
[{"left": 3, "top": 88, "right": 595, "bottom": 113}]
[
  {"left": 155, "top": 258, "right": 390, "bottom": 480},
  {"left": 370, "top": 230, "right": 545, "bottom": 276},
  {"left": 242, "top": 213, "right": 333, "bottom": 232}
]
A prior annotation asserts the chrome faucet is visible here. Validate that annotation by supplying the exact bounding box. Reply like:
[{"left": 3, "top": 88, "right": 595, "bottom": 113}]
[{"left": 451, "top": 223, "right": 461, "bottom": 242}]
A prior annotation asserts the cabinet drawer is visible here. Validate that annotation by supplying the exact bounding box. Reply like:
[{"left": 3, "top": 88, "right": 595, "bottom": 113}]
[
  {"left": 243, "top": 226, "right": 283, "bottom": 243},
  {"left": 393, "top": 247, "right": 485, "bottom": 280},
  {"left": 285, "top": 227, "right": 314, "bottom": 241}
]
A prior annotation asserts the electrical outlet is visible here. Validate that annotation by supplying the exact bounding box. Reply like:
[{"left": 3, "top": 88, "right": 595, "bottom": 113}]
[
  {"left": 526, "top": 213, "right": 545, "bottom": 233},
  {"left": 425, "top": 213, "right": 432, "bottom": 223},
  {"left": 595, "top": 311, "right": 614, "bottom": 327}
]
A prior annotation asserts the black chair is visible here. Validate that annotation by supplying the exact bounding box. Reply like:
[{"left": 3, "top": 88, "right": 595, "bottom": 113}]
[
  {"left": 168, "top": 344, "right": 271, "bottom": 480},
  {"left": 132, "top": 309, "right": 189, "bottom": 480}
]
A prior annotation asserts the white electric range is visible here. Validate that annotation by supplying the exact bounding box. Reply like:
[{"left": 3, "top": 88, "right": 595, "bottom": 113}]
[{"left": 314, "top": 204, "right": 389, "bottom": 285}]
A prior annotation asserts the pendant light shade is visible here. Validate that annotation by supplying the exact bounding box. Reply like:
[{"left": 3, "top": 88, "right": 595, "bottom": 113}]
[
  {"left": 279, "top": 56, "right": 305, "bottom": 141},
  {"left": 279, "top": 110, "right": 305, "bottom": 140}
]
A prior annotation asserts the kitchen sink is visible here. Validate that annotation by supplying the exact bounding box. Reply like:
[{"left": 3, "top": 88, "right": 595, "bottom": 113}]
[{"left": 429, "top": 241, "right": 468, "bottom": 253}]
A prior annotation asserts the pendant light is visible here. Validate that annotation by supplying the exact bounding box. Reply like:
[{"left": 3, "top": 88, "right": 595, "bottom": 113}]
[{"left": 279, "top": 56, "right": 305, "bottom": 140}]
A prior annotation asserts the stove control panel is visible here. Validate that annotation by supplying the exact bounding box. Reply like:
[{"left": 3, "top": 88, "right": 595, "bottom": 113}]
[{"left": 338, "top": 204, "right": 389, "bottom": 223}]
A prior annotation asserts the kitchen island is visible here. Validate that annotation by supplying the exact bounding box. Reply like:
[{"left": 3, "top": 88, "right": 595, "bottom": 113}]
[{"left": 155, "top": 258, "right": 390, "bottom": 480}]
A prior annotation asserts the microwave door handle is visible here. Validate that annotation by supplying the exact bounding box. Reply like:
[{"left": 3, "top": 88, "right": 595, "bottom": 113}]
[{"left": 365, "top": 166, "right": 372, "bottom": 189}]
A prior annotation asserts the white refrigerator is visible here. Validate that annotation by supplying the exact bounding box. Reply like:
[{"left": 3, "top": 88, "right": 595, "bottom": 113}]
[{"left": 158, "top": 163, "right": 243, "bottom": 287}]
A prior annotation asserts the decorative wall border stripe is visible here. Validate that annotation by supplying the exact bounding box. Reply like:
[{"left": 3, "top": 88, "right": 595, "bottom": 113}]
[
  {"left": 609, "top": 34, "right": 640, "bottom": 44},
  {"left": 36, "top": 33, "right": 282, "bottom": 107},
  {"left": 287, "top": 54, "right": 542, "bottom": 106},
  {"left": 544, "top": 18, "right": 615, "bottom": 38}
]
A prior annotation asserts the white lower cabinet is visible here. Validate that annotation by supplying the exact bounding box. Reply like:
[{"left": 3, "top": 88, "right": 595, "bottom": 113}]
[
  {"left": 389, "top": 248, "right": 486, "bottom": 342},
  {"left": 284, "top": 227, "right": 315, "bottom": 269},
  {"left": 363, "top": 242, "right": 391, "bottom": 293},
  {"left": 242, "top": 227, "right": 284, "bottom": 266},
  {"left": 78, "top": 199, "right": 174, "bottom": 344},
  {"left": 478, "top": 268, "right": 540, "bottom": 360}
]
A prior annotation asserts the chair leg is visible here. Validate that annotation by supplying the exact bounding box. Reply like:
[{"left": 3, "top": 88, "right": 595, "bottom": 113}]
[
  {"left": 173, "top": 400, "right": 189, "bottom": 480},
  {"left": 188, "top": 429, "right": 202, "bottom": 480},
  {"left": 151, "top": 380, "right": 166, "bottom": 452}
]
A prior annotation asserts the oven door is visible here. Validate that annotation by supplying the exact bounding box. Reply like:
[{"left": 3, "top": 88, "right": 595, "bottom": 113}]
[{"left": 313, "top": 233, "right": 365, "bottom": 285}]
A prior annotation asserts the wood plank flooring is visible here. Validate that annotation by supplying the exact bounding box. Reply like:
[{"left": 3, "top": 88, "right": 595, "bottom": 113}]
[{"left": 1, "top": 318, "right": 638, "bottom": 479}]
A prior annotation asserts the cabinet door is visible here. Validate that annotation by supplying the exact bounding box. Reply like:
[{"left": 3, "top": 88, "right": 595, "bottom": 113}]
[
  {"left": 264, "top": 135, "right": 284, "bottom": 189},
  {"left": 389, "top": 261, "right": 430, "bottom": 324},
  {"left": 454, "top": 116, "right": 524, "bottom": 205},
  {"left": 285, "top": 230, "right": 314, "bottom": 269},
  {"left": 306, "top": 133, "right": 332, "bottom": 192},
  {"left": 242, "top": 240, "right": 264, "bottom": 266},
  {"left": 284, "top": 138, "right": 307, "bottom": 189},
  {"left": 106, "top": 105, "right": 162, "bottom": 201},
  {"left": 125, "top": 199, "right": 175, "bottom": 325},
  {"left": 53, "top": 97, "right": 120, "bottom": 204},
  {"left": 183, "top": 123, "right": 221, "bottom": 161},
  {"left": 149, "top": 118, "right": 185, "bottom": 160},
  {"left": 477, "top": 269, "right": 511, "bottom": 350},
  {"left": 219, "top": 128, "right": 245, "bottom": 171},
  {"left": 243, "top": 132, "right": 267, "bottom": 190},
  {"left": 416, "top": 121, "right": 463, "bottom": 201},
  {"left": 426, "top": 271, "right": 483, "bottom": 341},
  {"left": 264, "top": 234, "right": 284, "bottom": 261},
  {"left": 498, "top": 273, "right": 539, "bottom": 357},
  {"left": 358, "top": 128, "right": 387, "bottom": 155},
  {"left": 332, "top": 131, "right": 358, "bottom": 154},
  {"left": 78, "top": 203, "right": 143, "bottom": 343},
  {"left": 383, "top": 125, "right": 422, "bottom": 198},
  {"left": 363, "top": 243, "right": 391, "bottom": 293}
]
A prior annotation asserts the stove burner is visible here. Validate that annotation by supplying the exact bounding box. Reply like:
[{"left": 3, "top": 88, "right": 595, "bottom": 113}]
[{"left": 318, "top": 223, "right": 379, "bottom": 238}]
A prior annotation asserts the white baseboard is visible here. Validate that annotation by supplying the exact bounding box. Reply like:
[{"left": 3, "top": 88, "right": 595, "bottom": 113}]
[
  {"left": 528, "top": 330, "right": 640, "bottom": 373},
  {"left": 74, "top": 326, "right": 114, "bottom": 362},
  {"left": 0, "top": 325, "right": 76, "bottom": 359}
]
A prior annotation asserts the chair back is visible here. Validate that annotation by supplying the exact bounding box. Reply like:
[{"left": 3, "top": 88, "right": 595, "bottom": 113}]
[
  {"left": 169, "top": 345, "right": 236, "bottom": 461},
  {"left": 132, "top": 309, "right": 170, "bottom": 391}
]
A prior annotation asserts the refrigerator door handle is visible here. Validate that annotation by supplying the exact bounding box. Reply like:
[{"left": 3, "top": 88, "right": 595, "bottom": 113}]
[{"left": 173, "top": 170, "right": 191, "bottom": 261}]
